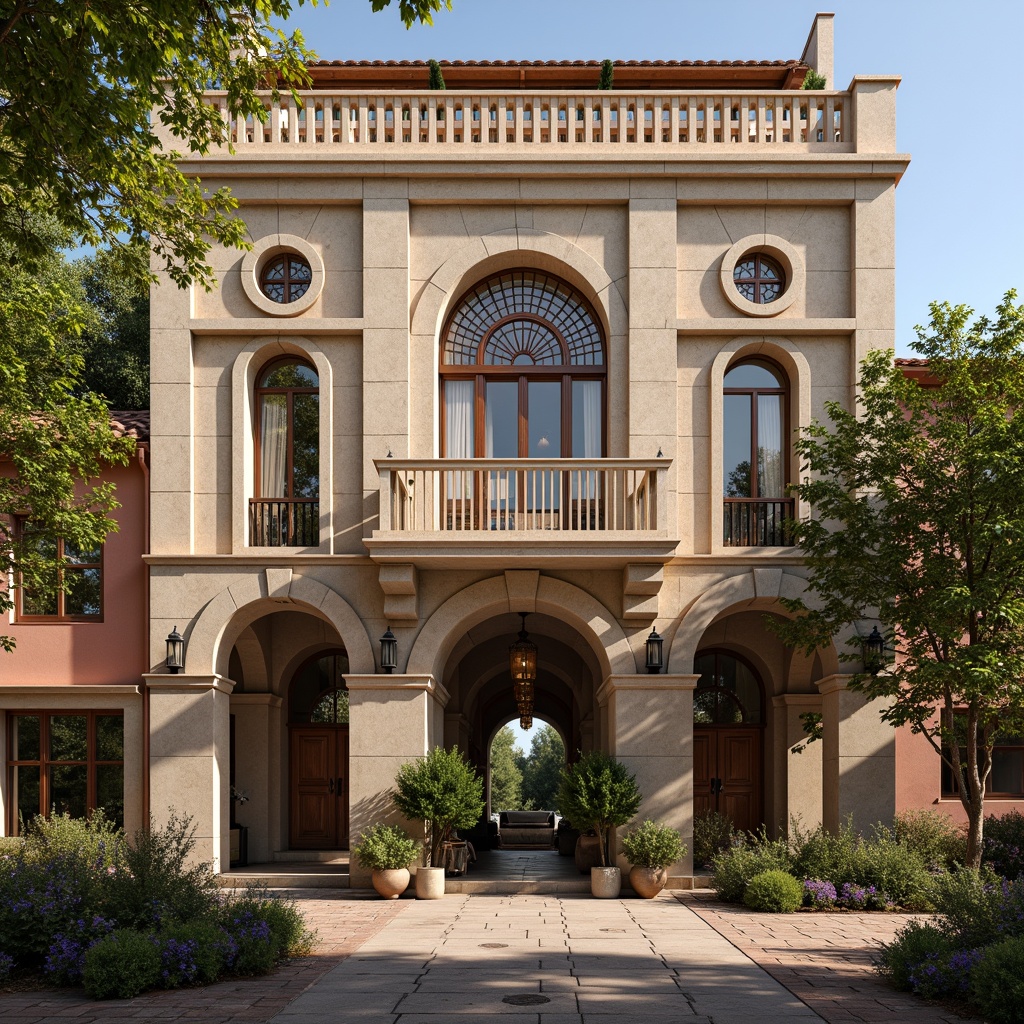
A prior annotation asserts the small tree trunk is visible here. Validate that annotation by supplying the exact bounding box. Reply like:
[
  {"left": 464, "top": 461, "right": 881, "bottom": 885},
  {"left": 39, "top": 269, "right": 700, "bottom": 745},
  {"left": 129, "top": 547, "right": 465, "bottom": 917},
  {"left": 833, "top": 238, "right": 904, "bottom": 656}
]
[
  {"left": 597, "top": 825, "right": 607, "bottom": 866},
  {"left": 965, "top": 799, "right": 984, "bottom": 870}
]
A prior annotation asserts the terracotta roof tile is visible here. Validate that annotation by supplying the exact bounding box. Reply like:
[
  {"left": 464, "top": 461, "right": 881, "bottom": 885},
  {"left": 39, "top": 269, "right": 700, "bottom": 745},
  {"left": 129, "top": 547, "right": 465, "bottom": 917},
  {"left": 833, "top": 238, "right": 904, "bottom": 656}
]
[
  {"left": 109, "top": 410, "right": 150, "bottom": 442},
  {"left": 308, "top": 59, "right": 800, "bottom": 68}
]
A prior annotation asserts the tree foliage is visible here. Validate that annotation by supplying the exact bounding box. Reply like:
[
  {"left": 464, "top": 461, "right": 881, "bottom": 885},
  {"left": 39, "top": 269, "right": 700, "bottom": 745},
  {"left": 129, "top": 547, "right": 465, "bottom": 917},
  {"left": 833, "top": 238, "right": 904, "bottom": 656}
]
[
  {"left": 489, "top": 726, "right": 523, "bottom": 811},
  {"left": 520, "top": 725, "right": 564, "bottom": 811},
  {"left": 773, "top": 291, "right": 1024, "bottom": 868},
  {"left": 598, "top": 59, "right": 614, "bottom": 90},
  {"left": 371, "top": 0, "right": 453, "bottom": 28},
  {"left": 393, "top": 747, "right": 484, "bottom": 867},
  {"left": 556, "top": 751, "right": 641, "bottom": 866}
]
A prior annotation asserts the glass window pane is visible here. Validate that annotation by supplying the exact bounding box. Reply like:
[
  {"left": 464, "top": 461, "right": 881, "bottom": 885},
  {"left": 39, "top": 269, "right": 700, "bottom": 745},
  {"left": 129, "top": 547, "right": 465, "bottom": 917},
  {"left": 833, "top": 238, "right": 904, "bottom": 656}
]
[
  {"left": 724, "top": 362, "right": 784, "bottom": 388},
  {"left": 572, "top": 381, "right": 603, "bottom": 458},
  {"left": 485, "top": 381, "right": 518, "bottom": 458},
  {"left": 64, "top": 568, "right": 102, "bottom": 617},
  {"left": 291, "top": 394, "right": 320, "bottom": 498},
  {"left": 49, "top": 764, "right": 88, "bottom": 818},
  {"left": 724, "top": 394, "right": 752, "bottom": 497},
  {"left": 528, "top": 382, "right": 561, "bottom": 458},
  {"left": 21, "top": 572, "right": 59, "bottom": 615},
  {"left": 259, "top": 394, "right": 289, "bottom": 498},
  {"left": 991, "top": 749, "right": 1024, "bottom": 794},
  {"left": 96, "top": 716, "right": 124, "bottom": 761},
  {"left": 50, "top": 716, "right": 88, "bottom": 762},
  {"left": 757, "top": 394, "right": 784, "bottom": 498},
  {"left": 96, "top": 765, "right": 125, "bottom": 828},
  {"left": 63, "top": 539, "right": 101, "bottom": 564},
  {"left": 12, "top": 765, "right": 41, "bottom": 831},
  {"left": 12, "top": 716, "right": 41, "bottom": 760},
  {"left": 444, "top": 381, "right": 475, "bottom": 458},
  {"left": 261, "top": 362, "right": 318, "bottom": 388}
]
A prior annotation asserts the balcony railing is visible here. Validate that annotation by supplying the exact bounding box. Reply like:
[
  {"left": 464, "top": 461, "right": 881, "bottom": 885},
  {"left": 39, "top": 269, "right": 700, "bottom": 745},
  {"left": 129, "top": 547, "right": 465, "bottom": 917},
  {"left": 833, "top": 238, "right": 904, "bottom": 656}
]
[
  {"left": 168, "top": 88, "right": 862, "bottom": 153},
  {"left": 723, "top": 498, "right": 794, "bottom": 547},
  {"left": 249, "top": 498, "right": 319, "bottom": 547},
  {"left": 377, "top": 459, "right": 669, "bottom": 535}
]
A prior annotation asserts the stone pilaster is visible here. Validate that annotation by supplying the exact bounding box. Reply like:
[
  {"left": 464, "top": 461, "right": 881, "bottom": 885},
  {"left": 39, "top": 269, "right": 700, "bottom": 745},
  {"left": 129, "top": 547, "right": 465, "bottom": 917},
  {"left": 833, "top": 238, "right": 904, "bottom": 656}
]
[
  {"left": 229, "top": 693, "right": 283, "bottom": 862},
  {"left": 771, "top": 693, "right": 823, "bottom": 832}
]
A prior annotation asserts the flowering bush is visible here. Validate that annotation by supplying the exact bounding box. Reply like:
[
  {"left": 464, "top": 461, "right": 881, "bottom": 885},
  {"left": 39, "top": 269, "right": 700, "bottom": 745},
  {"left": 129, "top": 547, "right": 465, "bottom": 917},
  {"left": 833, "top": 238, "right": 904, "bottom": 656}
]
[
  {"left": 803, "top": 878, "right": 837, "bottom": 908},
  {"left": 985, "top": 811, "right": 1024, "bottom": 880},
  {"left": 838, "top": 882, "right": 879, "bottom": 909},
  {"left": 44, "top": 915, "right": 115, "bottom": 985}
]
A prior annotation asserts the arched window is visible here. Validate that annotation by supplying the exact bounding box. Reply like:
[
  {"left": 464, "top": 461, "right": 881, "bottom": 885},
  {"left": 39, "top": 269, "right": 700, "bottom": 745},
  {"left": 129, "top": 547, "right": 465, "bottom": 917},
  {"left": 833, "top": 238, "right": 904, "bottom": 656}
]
[
  {"left": 440, "top": 270, "right": 605, "bottom": 461},
  {"left": 289, "top": 651, "right": 350, "bottom": 724},
  {"left": 252, "top": 359, "right": 319, "bottom": 546},
  {"left": 723, "top": 360, "right": 791, "bottom": 546},
  {"left": 693, "top": 650, "right": 764, "bottom": 726}
]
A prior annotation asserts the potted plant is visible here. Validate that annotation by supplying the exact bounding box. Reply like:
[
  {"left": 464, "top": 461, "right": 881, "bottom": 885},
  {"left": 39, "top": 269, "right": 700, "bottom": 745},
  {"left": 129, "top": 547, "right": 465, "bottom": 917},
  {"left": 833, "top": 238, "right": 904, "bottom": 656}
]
[
  {"left": 621, "top": 819, "right": 686, "bottom": 898},
  {"left": 353, "top": 823, "right": 418, "bottom": 899},
  {"left": 393, "top": 746, "right": 485, "bottom": 899},
  {"left": 556, "top": 750, "right": 641, "bottom": 898}
]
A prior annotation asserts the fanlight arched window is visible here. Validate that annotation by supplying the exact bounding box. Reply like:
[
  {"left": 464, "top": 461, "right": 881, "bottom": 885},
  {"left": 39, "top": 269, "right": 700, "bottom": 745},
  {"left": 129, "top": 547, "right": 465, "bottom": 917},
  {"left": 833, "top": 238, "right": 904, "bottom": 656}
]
[
  {"left": 440, "top": 270, "right": 605, "bottom": 461},
  {"left": 723, "top": 359, "right": 791, "bottom": 546},
  {"left": 693, "top": 650, "right": 764, "bottom": 726},
  {"left": 289, "top": 651, "right": 350, "bottom": 725},
  {"left": 252, "top": 358, "right": 319, "bottom": 546}
]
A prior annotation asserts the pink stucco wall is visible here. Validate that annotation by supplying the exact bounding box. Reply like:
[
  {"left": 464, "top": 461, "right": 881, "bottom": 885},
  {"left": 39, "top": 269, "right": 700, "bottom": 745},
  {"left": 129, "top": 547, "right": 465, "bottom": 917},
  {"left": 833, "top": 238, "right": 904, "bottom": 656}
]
[{"left": 3, "top": 454, "right": 148, "bottom": 687}]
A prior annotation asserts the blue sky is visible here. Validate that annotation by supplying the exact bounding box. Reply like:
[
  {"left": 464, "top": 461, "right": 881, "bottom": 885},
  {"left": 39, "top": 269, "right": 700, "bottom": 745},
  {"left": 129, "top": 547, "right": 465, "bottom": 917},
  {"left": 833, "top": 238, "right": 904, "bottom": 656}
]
[{"left": 281, "top": 0, "right": 1024, "bottom": 356}]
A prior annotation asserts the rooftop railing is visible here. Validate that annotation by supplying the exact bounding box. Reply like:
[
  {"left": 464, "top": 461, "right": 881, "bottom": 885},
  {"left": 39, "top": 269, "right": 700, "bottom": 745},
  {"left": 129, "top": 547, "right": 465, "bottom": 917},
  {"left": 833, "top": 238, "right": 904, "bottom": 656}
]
[{"left": 158, "top": 79, "right": 908, "bottom": 157}]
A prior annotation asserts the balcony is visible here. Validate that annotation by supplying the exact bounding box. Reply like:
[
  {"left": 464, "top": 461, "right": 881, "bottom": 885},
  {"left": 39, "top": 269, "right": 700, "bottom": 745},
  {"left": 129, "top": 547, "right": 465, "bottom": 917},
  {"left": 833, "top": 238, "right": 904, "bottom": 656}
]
[
  {"left": 722, "top": 498, "right": 794, "bottom": 548},
  {"left": 157, "top": 79, "right": 900, "bottom": 160},
  {"left": 367, "top": 459, "right": 676, "bottom": 569},
  {"left": 249, "top": 498, "right": 319, "bottom": 547}
]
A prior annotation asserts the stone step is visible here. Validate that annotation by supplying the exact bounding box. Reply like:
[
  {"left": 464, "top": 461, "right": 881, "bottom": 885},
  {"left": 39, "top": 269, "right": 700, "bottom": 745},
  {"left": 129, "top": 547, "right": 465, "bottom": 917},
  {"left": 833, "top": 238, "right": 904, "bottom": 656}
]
[
  {"left": 218, "top": 863, "right": 351, "bottom": 889},
  {"left": 271, "top": 849, "right": 351, "bottom": 865}
]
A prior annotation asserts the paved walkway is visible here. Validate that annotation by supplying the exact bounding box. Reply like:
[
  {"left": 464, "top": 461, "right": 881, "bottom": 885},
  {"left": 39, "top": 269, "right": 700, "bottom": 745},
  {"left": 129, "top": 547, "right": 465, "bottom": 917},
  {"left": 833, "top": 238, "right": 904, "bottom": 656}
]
[{"left": 0, "top": 891, "right": 978, "bottom": 1024}]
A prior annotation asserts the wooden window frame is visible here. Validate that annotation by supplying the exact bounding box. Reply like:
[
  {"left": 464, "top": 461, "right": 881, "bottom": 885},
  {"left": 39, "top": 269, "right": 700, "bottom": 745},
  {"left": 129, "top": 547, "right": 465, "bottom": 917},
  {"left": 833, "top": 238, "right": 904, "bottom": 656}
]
[
  {"left": 253, "top": 357, "right": 320, "bottom": 501},
  {"left": 14, "top": 522, "right": 103, "bottom": 623},
  {"left": 259, "top": 253, "right": 313, "bottom": 304},
  {"left": 940, "top": 710, "right": 1024, "bottom": 798},
  {"left": 733, "top": 252, "right": 785, "bottom": 305},
  {"left": 6, "top": 710, "right": 125, "bottom": 835},
  {"left": 723, "top": 359, "right": 789, "bottom": 500}
]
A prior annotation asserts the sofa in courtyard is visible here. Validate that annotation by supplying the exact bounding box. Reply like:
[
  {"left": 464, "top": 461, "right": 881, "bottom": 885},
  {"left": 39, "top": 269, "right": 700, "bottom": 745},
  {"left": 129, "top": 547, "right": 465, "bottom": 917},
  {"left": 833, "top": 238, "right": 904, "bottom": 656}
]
[{"left": 497, "top": 810, "right": 557, "bottom": 848}]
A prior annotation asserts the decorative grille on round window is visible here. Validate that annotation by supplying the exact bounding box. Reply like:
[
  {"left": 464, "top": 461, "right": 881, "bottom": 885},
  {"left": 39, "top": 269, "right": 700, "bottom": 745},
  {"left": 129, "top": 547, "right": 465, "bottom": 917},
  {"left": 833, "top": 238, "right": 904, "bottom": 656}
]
[{"left": 443, "top": 271, "right": 604, "bottom": 366}]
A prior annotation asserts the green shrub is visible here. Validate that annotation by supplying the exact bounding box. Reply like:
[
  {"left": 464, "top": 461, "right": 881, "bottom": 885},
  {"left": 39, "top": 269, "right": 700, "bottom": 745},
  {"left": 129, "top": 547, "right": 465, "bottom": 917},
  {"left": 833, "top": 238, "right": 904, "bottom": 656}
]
[
  {"left": 621, "top": 820, "right": 685, "bottom": 869},
  {"left": 931, "top": 867, "right": 1006, "bottom": 948},
  {"left": 693, "top": 810, "right": 733, "bottom": 868},
  {"left": 876, "top": 920, "right": 953, "bottom": 990},
  {"left": 802, "top": 68, "right": 827, "bottom": 90},
  {"left": 891, "top": 809, "right": 966, "bottom": 870},
  {"left": 711, "top": 834, "right": 791, "bottom": 903},
  {"left": 858, "top": 837, "right": 932, "bottom": 910},
  {"left": 83, "top": 930, "right": 161, "bottom": 1000},
  {"left": 22, "top": 810, "right": 121, "bottom": 868},
  {"left": 104, "top": 812, "right": 218, "bottom": 929},
  {"left": 743, "top": 870, "right": 803, "bottom": 913},
  {"left": 0, "top": 837, "right": 23, "bottom": 857},
  {"left": 790, "top": 819, "right": 863, "bottom": 883},
  {"left": 155, "top": 920, "right": 226, "bottom": 988},
  {"left": 985, "top": 810, "right": 1024, "bottom": 879},
  {"left": 972, "top": 937, "right": 1024, "bottom": 1022},
  {"left": 354, "top": 824, "right": 418, "bottom": 871},
  {"left": 220, "top": 886, "right": 314, "bottom": 971}
]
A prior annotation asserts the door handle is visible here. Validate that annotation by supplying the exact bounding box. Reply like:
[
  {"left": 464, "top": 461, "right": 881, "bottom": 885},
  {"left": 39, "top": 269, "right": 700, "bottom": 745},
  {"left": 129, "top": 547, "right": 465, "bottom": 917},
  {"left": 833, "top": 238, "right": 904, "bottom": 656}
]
[
  {"left": 328, "top": 777, "right": 335, "bottom": 795},
  {"left": 714, "top": 778, "right": 724, "bottom": 795}
]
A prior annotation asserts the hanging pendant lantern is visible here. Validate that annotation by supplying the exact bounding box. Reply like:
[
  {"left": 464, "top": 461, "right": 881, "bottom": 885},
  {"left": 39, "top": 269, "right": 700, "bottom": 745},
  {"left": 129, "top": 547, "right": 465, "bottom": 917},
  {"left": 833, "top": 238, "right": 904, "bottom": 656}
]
[{"left": 509, "top": 612, "right": 537, "bottom": 730}]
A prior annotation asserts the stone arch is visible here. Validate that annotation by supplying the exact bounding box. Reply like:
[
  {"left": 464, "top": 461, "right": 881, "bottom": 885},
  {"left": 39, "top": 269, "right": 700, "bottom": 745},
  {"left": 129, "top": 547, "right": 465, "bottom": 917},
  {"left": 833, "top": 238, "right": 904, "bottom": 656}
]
[
  {"left": 227, "top": 624, "right": 268, "bottom": 692},
  {"left": 407, "top": 574, "right": 636, "bottom": 681},
  {"left": 230, "top": 336, "right": 334, "bottom": 553},
  {"left": 186, "top": 571, "right": 375, "bottom": 679},
  {"left": 664, "top": 568, "right": 839, "bottom": 676},
  {"left": 707, "top": 336, "right": 812, "bottom": 552}
]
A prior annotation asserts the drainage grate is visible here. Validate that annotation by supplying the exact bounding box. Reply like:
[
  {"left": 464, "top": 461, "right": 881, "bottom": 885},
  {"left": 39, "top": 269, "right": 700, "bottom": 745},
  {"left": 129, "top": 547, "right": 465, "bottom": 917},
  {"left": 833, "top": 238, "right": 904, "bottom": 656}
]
[
  {"left": 503, "top": 994, "right": 550, "bottom": 1006},
  {"left": 479, "top": 942, "right": 509, "bottom": 948}
]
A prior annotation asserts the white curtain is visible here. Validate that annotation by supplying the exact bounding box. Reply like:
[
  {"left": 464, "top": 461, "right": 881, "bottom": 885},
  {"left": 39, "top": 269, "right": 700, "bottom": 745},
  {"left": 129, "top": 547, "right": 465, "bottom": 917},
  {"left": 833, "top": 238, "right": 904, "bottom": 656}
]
[
  {"left": 445, "top": 381, "right": 474, "bottom": 499},
  {"left": 757, "top": 394, "right": 783, "bottom": 497},
  {"left": 581, "top": 382, "right": 602, "bottom": 457},
  {"left": 260, "top": 396, "right": 288, "bottom": 497}
]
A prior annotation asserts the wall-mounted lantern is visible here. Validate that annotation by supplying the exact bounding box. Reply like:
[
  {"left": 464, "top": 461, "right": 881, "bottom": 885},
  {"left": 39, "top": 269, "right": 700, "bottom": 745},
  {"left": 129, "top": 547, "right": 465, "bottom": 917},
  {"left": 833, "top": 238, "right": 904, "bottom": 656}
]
[
  {"left": 645, "top": 628, "right": 664, "bottom": 674},
  {"left": 165, "top": 626, "right": 185, "bottom": 674},
  {"left": 379, "top": 627, "right": 398, "bottom": 674}
]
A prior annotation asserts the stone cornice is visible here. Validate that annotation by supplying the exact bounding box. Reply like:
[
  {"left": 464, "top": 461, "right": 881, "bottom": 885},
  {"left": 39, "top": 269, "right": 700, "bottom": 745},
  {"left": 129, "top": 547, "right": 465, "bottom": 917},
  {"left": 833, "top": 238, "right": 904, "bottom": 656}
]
[
  {"left": 143, "top": 673, "right": 235, "bottom": 695},
  {"left": 345, "top": 673, "right": 451, "bottom": 708},
  {"left": 596, "top": 673, "right": 699, "bottom": 704}
]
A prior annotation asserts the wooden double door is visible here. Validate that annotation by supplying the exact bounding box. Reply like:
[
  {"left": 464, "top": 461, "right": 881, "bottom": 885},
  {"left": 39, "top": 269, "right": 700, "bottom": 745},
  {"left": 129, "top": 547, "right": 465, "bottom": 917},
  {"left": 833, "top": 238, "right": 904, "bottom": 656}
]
[
  {"left": 289, "top": 726, "right": 349, "bottom": 849},
  {"left": 693, "top": 727, "right": 762, "bottom": 834}
]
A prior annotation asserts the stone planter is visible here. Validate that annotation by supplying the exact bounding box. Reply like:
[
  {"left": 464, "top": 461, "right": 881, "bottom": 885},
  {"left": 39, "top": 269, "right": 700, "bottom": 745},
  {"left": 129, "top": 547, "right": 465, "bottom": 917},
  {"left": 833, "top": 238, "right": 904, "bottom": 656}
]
[
  {"left": 575, "top": 834, "right": 602, "bottom": 874},
  {"left": 629, "top": 866, "right": 667, "bottom": 899},
  {"left": 591, "top": 865, "right": 622, "bottom": 899},
  {"left": 371, "top": 867, "right": 410, "bottom": 899},
  {"left": 414, "top": 865, "right": 445, "bottom": 900}
]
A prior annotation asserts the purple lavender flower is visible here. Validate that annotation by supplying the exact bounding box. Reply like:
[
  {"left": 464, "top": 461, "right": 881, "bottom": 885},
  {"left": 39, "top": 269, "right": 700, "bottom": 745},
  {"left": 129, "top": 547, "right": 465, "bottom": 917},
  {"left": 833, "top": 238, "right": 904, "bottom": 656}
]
[{"left": 803, "top": 878, "right": 837, "bottom": 908}]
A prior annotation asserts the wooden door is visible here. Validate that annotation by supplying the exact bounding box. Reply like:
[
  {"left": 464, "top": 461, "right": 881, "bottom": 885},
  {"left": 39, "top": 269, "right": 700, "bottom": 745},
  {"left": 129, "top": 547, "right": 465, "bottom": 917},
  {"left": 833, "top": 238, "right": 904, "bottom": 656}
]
[
  {"left": 693, "top": 727, "right": 762, "bottom": 834},
  {"left": 289, "top": 727, "right": 348, "bottom": 849}
]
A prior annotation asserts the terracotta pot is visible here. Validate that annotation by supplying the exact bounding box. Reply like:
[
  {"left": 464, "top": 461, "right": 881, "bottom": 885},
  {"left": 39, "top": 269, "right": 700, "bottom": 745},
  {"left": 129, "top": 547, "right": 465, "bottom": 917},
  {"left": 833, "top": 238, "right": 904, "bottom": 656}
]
[
  {"left": 371, "top": 867, "right": 410, "bottom": 899},
  {"left": 591, "top": 865, "right": 622, "bottom": 899},
  {"left": 629, "top": 865, "right": 667, "bottom": 899},
  {"left": 575, "top": 834, "right": 603, "bottom": 874},
  {"left": 414, "top": 865, "right": 445, "bottom": 900}
]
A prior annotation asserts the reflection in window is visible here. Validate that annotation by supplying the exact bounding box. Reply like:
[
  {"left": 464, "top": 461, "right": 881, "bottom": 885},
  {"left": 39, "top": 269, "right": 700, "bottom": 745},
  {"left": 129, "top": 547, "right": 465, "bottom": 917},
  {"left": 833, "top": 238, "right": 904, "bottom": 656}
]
[
  {"left": 734, "top": 253, "right": 784, "bottom": 304},
  {"left": 723, "top": 361, "right": 786, "bottom": 499},
  {"left": 693, "top": 651, "right": 764, "bottom": 725},
  {"left": 942, "top": 715, "right": 1024, "bottom": 797},
  {"left": 17, "top": 525, "right": 102, "bottom": 621},
  {"left": 289, "top": 651, "right": 350, "bottom": 724},
  {"left": 260, "top": 254, "right": 313, "bottom": 304},
  {"left": 6, "top": 712, "right": 124, "bottom": 833},
  {"left": 256, "top": 360, "right": 319, "bottom": 500}
]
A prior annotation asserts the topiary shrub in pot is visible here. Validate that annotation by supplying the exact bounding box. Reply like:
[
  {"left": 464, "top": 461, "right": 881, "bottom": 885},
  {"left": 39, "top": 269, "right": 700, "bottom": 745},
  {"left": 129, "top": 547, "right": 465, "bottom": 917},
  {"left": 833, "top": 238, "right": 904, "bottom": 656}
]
[
  {"left": 353, "top": 824, "right": 419, "bottom": 899},
  {"left": 393, "top": 746, "right": 485, "bottom": 899},
  {"left": 557, "top": 750, "right": 641, "bottom": 898},
  {"left": 621, "top": 819, "right": 686, "bottom": 898}
]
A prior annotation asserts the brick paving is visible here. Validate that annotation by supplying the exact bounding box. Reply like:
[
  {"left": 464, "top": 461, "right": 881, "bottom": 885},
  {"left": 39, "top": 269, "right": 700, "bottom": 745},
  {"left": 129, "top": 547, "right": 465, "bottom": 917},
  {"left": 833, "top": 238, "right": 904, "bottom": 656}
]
[
  {"left": 0, "top": 891, "right": 409, "bottom": 1023},
  {"left": 680, "top": 893, "right": 978, "bottom": 1024}
]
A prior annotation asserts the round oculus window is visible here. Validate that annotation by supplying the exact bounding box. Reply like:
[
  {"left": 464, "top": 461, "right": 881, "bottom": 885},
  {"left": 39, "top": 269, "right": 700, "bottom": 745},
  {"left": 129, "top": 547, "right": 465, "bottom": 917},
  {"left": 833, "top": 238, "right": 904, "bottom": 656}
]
[
  {"left": 733, "top": 253, "right": 784, "bottom": 305},
  {"left": 260, "top": 254, "right": 313, "bottom": 304}
]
